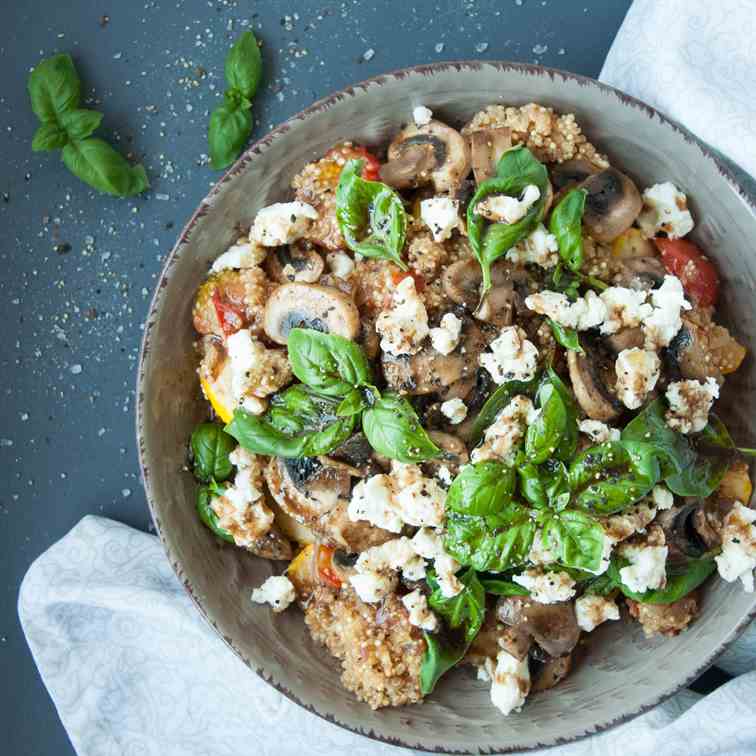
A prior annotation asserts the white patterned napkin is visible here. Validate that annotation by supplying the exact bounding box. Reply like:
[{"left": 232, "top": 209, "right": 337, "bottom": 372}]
[
  {"left": 19, "top": 516, "right": 756, "bottom": 756},
  {"left": 600, "top": 0, "right": 756, "bottom": 180}
]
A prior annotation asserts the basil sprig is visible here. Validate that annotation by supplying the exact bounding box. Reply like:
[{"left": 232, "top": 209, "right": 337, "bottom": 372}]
[
  {"left": 525, "top": 369, "right": 578, "bottom": 464},
  {"left": 446, "top": 461, "right": 516, "bottom": 517},
  {"left": 467, "top": 145, "right": 549, "bottom": 295},
  {"left": 191, "top": 422, "right": 236, "bottom": 482},
  {"left": 336, "top": 159, "right": 408, "bottom": 268},
  {"left": 226, "top": 328, "right": 438, "bottom": 462},
  {"left": 549, "top": 187, "right": 587, "bottom": 273},
  {"left": 208, "top": 31, "right": 263, "bottom": 170},
  {"left": 28, "top": 53, "right": 148, "bottom": 197},
  {"left": 420, "top": 568, "right": 486, "bottom": 695},
  {"left": 547, "top": 318, "right": 584, "bottom": 354},
  {"left": 196, "top": 485, "right": 235, "bottom": 543},
  {"left": 469, "top": 375, "right": 540, "bottom": 446}
]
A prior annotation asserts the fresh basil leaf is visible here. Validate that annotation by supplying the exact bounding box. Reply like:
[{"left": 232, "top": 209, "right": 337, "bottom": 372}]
[
  {"left": 196, "top": 485, "right": 235, "bottom": 543},
  {"left": 27, "top": 53, "right": 81, "bottom": 123},
  {"left": 446, "top": 461, "right": 516, "bottom": 517},
  {"left": 32, "top": 122, "right": 68, "bottom": 152},
  {"left": 336, "top": 159, "right": 407, "bottom": 268},
  {"left": 549, "top": 188, "right": 586, "bottom": 273},
  {"left": 519, "top": 457, "right": 570, "bottom": 510},
  {"left": 467, "top": 146, "right": 548, "bottom": 294},
  {"left": 190, "top": 422, "right": 237, "bottom": 483},
  {"left": 362, "top": 393, "right": 440, "bottom": 463},
  {"left": 61, "top": 138, "right": 149, "bottom": 197},
  {"left": 287, "top": 327, "right": 371, "bottom": 397},
  {"left": 582, "top": 571, "right": 616, "bottom": 597},
  {"left": 526, "top": 383, "right": 568, "bottom": 464},
  {"left": 59, "top": 108, "right": 103, "bottom": 140},
  {"left": 224, "top": 30, "right": 263, "bottom": 100},
  {"left": 208, "top": 96, "right": 253, "bottom": 171},
  {"left": 479, "top": 578, "right": 530, "bottom": 597},
  {"left": 336, "top": 388, "right": 366, "bottom": 417},
  {"left": 444, "top": 505, "right": 536, "bottom": 572},
  {"left": 469, "top": 375, "right": 540, "bottom": 446},
  {"left": 427, "top": 568, "right": 486, "bottom": 644},
  {"left": 518, "top": 460, "right": 549, "bottom": 509},
  {"left": 543, "top": 509, "right": 605, "bottom": 572},
  {"left": 568, "top": 440, "right": 659, "bottom": 514},
  {"left": 226, "top": 386, "right": 356, "bottom": 457},
  {"left": 609, "top": 557, "right": 715, "bottom": 605},
  {"left": 547, "top": 318, "right": 584, "bottom": 353},
  {"left": 544, "top": 367, "right": 579, "bottom": 459},
  {"left": 420, "top": 631, "right": 468, "bottom": 696}
]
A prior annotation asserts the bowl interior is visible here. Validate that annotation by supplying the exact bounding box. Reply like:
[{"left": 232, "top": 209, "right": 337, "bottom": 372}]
[{"left": 137, "top": 62, "right": 756, "bottom": 753}]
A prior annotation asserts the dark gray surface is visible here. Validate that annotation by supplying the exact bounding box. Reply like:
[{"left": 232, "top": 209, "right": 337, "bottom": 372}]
[{"left": 0, "top": 1, "right": 631, "bottom": 753}]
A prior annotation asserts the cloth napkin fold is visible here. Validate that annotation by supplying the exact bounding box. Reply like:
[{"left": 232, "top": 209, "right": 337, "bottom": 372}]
[{"left": 19, "top": 516, "right": 756, "bottom": 756}]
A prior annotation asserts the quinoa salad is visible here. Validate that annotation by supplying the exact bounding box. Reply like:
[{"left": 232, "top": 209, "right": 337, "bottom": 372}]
[{"left": 187, "top": 102, "right": 755, "bottom": 716}]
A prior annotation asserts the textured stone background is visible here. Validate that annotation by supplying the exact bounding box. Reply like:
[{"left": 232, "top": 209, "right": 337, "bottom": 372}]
[{"left": 0, "top": 1, "right": 632, "bottom": 752}]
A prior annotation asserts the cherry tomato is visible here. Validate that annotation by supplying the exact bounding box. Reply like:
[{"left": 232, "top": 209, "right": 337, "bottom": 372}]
[
  {"left": 325, "top": 143, "right": 381, "bottom": 181},
  {"left": 316, "top": 545, "right": 342, "bottom": 590},
  {"left": 211, "top": 289, "right": 244, "bottom": 336},
  {"left": 654, "top": 237, "right": 720, "bottom": 308},
  {"left": 390, "top": 268, "right": 426, "bottom": 292}
]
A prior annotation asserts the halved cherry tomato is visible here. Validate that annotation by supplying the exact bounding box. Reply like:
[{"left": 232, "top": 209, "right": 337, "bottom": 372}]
[
  {"left": 391, "top": 267, "right": 426, "bottom": 292},
  {"left": 325, "top": 143, "right": 381, "bottom": 181},
  {"left": 211, "top": 289, "right": 244, "bottom": 336},
  {"left": 654, "top": 237, "right": 720, "bottom": 308},
  {"left": 315, "top": 545, "right": 342, "bottom": 590}
]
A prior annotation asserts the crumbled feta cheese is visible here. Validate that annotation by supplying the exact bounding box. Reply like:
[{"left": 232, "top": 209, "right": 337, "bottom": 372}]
[
  {"left": 599, "top": 286, "right": 653, "bottom": 335},
  {"left": 482, "top": 650, "right": 531, "bottom": 716},
  {"left": 601, "top": 498, "right": 663, "bottom": 544},
  {"left": 376, "top": 276, "right": 430, "bottom": 356},
  {"left": 480, "top": 326, "right": 539, "bottom": 384},
  {"left": 251, "top": 575, "right": 296, "bottom": 612},
  {"left": 391, "top": 462, "right": 446, "bottom": 528},
  {"left": 575, "top": 595, "right": 620, "bottom": 632},
  {"left": 226, "top": 329, "right": 292, "bottom": 401},
  {"left": 326, "top": 251, "right": 355, "bottom": 279},
  {"left": 250, "top": 201, "right": 318, "bottom": 247},
  {"left": 527, "top": 529, "right": 557, "bottom": 566},
  {"left": 240, "top": 396, "right": 267, "bottom": 415},
  {"left": 471, "top": 395, "right": 538, "bottom": 463},
  {"left": 651, "top": 485, "right": 674, "bottom": 511},
  {"left": 512, "top": 568, "right": 576, "bottom": 604},
  {"left": 586, "top": 532, "right": 615, "bottom": 575},
  {"left": 665, "top": 377, "right": 720, "bottom": 434},
  {"left": 579, "top": 419, "right": 620, "bottom": 444},
  {"left": 210, "top": 238, "right": 266, "bottom": 272},
  {"left": 429, "top": 312, "right": 463, "bottom": 355},
  {"left": 715, "top": 502, "right": 756, "bottom": 592},
  {"left": 441, "top": 397, "right": 468, "bottom": 425},
  {"left": 638, "top": 182, "right": 694, "bottom": 239},
  {"left": 437, "top": 465, "right": 454, "bottom": 487},
  {"left": 350, "top": 537, "right": 429, "bottom": 602},
  {"left": 619, "top": 543, "right": 668, "bottom": 593},
  {"left": 412, "top": 105, "right": 433, "bottom": 126},
  {"left": 350, "top": 572, "right": 397, "bottom": 603},
  {"left": 643, "top": 275, "right": 691, "bottom": 349},
  {"left": 420, "top": 197, "right": 462, "bottom": 242},
  {"left": 348, "top": 474, "right": 403, "bottom": 533},
  {"left": 525, "top": 289, "right": 607, "bottom": 331},
  {"left": 615, "top": 347, "right": 661, "bottom": 409},
  {"left": 508, "top": 223, "right": 559, "bottom": 268},
  {"left": 401, "top": 589, "right": 438, "bottom": 630},
  {"left": 411, "top": 528, "right": 463, "bottom": 597},
  {"left": 476, "top": 185, "right": 541, "bottom": 224}
]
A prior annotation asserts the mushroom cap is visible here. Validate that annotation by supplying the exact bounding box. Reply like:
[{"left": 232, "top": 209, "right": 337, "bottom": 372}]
[
  {"left": 264, "top": 456, "right": 393, "bottom": 553},
  {"left": 263, "top": 282, "right": 360, "bottom": 344},
  {"left": 379, "top": 142, "right": 437, "bottom": 190},
  {"left": 567, "top": 347, "right": 623, "bottom": 422},
  {"left": 386, "top": 119, "right": 471, "bottom": 193},
  {"left": 611, "top": 256, "right": 666, "bottom": 290},
  {"left": 468, "top": 127, "right": 512, "bottom": 184},
  {"left": 579, "top": 167, "right": 643, "bottom": 243},
  {"left": 529, "top": 649, "right": 573, "bottom": 693},
  {"left": 265, "top": 240, "right": 325, "bottom": 284},
  {"left": 549, "top": 158, "right": 601, "bottom": 194}
]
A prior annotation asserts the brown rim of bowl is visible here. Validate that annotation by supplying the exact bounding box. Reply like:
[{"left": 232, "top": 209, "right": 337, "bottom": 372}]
[{"left": 136, "top": 60, "right": 756, "bottom": 753}]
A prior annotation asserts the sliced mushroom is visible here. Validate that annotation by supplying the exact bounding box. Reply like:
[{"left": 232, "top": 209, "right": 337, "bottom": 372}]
[
  {"left": 579, "top": 168, "right": 643, "bottom": 243},
  {"left": 263, "top": 282, "right": 360, "bottom": 344},
  {"left": 603, "top": 326, "right": 645, "bottom": 354},
  {"left": 611, "top": 256, "right": 667, "bottom": 291},
  {"left": 664, "top": 316, "right": 724, "bottom": 383},
  {"left": 658, "top": 498, "right": 733, "bottom": 559},
  {"left": 549, "top": 158, "right": 601, "bottom": 194},
  {"left": 264, "top": 456, "right": 393, "bottom": 552},
  {"left": 382, "top": 312, "right": 487, "bottom": 400},
  {"left": 466, "top": 613, "right": 532, "bottom": 666},
  {"left": 265, "top": 241, "right": 325, "bottom": 284},
  {"left": 469, "top": 127, "right": 512, "bottom": 184},
  {"left": 379, "top": 142, "right": 437, "bottom": 189},
  {"left": 246, "top": 525, "right": 294, "bottom": 560},
  {"left": 567, "top": 346, "right": 623, "bottom": 422},
  {"left": 497, "top": 596, "right": 581, "bottom": 658},
  {"left": 384, "top": 120, "right": 471, "bottom": 193},
  {"left": 423, "top": 431, "right": 469, "bottom": 479},
  {"left": 529, "top": 646, "right": 573, "bottom": 693}
]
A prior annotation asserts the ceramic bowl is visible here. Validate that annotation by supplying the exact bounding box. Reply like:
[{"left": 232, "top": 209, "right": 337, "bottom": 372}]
[{"left": 137, "top": 62, "right": 756, "bottom": 753}]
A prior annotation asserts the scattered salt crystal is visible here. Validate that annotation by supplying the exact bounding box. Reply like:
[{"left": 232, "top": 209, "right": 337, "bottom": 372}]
[
  {"left": 435, "top": 42, "right": 445, "bottom": 53},
  {"left": 475, "top": 42, "right": 489, "bottom": 53},
  {"left": 558, "top": 48, "right": 566, "bottom": 55},
  {"left": 20, "top": 412, "right": 29, "bottom": 421},
  {"left": 155, "top": 193, "right": 170, "bottom": 201},
  {"left": 533, "top": 44, "right": 548, "bottom": 55},
  {"left": 113, "top": 52, "right": 122, "bottom": 60},
  {"left": 122, "top": 488, "right": 132, "bottom": 498},
  {"left": 0, "top": 439, "right": 13, "bottom": 448},
  {"left": 70, "top": 364, "right": 82, "bottom": 375},
  {"left": 362, "top": 48, "right": 375, "bottom": 61}
]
